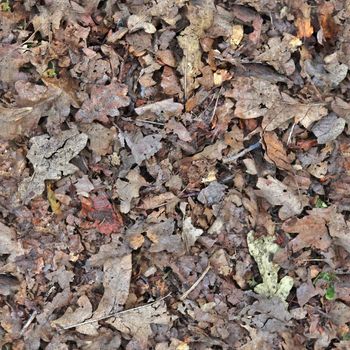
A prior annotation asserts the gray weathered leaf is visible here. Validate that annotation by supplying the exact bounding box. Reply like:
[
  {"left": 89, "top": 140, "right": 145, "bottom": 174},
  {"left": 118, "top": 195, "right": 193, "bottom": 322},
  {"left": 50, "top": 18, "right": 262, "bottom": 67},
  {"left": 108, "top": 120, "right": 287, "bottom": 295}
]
[{"left": 18, "top": 129, "right": 88, "bottom": 203}]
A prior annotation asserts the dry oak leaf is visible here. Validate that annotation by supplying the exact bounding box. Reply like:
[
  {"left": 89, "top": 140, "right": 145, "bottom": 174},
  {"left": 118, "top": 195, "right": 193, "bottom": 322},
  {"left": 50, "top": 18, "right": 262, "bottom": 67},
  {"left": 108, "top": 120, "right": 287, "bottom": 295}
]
[
  {"left": 161, "top": 66, "right": 182, "bottom": 96},
  {"left": 282, "top": 209, "right": 332, "bottom": 252},
  {"left": 182, "top": 217, "right": 203, "bottom": 249},
  {"left": 75, "top": 80, "right": 130, "bottom": 123},
  {"left": 18, "top": 129, "right": 88, "bottom": 204},
  {"left": 256, "top": 176, "right": 305, "bottom": 220}
]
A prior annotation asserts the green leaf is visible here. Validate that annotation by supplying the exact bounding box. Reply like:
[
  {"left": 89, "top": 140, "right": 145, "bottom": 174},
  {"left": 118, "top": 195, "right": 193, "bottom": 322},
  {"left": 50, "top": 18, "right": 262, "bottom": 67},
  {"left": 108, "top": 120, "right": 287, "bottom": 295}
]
[
  {"left": 315, "top": 198, "right": 328, "bottom": 208},
  {"left": 314, "top": 271, "right": 334, "bottom": 284},
  {"left": 325, "top": 285, "right": 336, "bottom": 300}
]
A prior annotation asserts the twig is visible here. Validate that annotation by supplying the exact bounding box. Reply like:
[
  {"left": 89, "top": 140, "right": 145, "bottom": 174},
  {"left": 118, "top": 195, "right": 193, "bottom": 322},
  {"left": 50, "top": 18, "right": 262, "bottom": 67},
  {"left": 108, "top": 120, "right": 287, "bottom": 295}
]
[
  {"left": 20, "top": 310, "right": 38, "bottom": 336},
  {"left": 180, "top": 265, "right": 211, "bottom": 301},
  {"left": 210, "top": 87, "right": 222, "bottom": 123},
  {"left": 62, "top": 293, "right": 172, "bottom": 330},
  {"left": 222, "top": 141, "right": 261, "bottom": 164},
  {"left": 136, "top": 119, "right": 165, "bottom": 126}
]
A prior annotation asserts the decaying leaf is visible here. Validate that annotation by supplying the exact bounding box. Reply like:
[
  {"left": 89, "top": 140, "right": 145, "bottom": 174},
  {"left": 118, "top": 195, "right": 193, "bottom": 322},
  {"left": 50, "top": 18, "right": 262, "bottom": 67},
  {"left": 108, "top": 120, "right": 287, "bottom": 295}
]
[
  {"left": 115, "top": 168, "right": 148, "bottom": 213},
  {"left": 52, "top": 295, "right": 95, "bottom": 335},
  {"left": 18, "top": 129, "right": 88, "bottom": 204},
  {"left": 295, "top": 3, "right": 314, "bottom": 39},
  {"left": 282, "top": 209, "right": 332, "bottom": 252},
  {"left": 263, "top": 131, "right": 292, "bottom": 171},
  {"left": 75, "top": 80, "right": 130, "bottom": 123},
  {"left": 0, "top": 222, "right": 23, "bottom": 261},
  {"left": 79, "top": 123, "right": 117, "bottom": 156},
  {"left": 311, "top": 113, "right": 345, "bottom": 144},
  {"left": 93, "top": 254, "right": 132, "bottom": 319},
  {"left": 135, "top": 98, "right": 183, "bottom": 119},
  {"left": 47, "top": 183, "right": 61, "bottom": 215},
  {"left": 256, "top": 176, "right": 305, "bottom": 220},
  {"left": 247, "top": 231, "right": 293, "bottom": 302},
  {"left": 106, "top": 300, "right": 172, "bottom": 348},
  {"left": 177, "top": 0, "right": 215, "bottom": 96},
  {"left": 182, "top": 217, "right": 203, "bottom": 249},
  {"left": 125, "top": 133, "right": 163, "bottom": 165}
]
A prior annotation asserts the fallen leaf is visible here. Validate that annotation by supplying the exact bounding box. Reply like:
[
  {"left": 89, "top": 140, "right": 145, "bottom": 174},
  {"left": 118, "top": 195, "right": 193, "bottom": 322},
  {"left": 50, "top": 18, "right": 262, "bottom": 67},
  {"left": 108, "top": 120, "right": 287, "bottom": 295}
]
[
  {"left": 247, "top": 231, "right": 294, "bottom": 302},
  {"left": 197, "top": 181, "right": 227, "bottom": 206},
  {"left": 182, "top": 217, "right": 203, "bottom": 249},
  {"left": 125, "top": 133, "right": 163, "bottom": 165},
  {"left": 75, "top": 80, "right": 130, "bottom": 123},
  {"left": 47, "top": 183, "right": 62, "bottom": 215},
  {"left": 282, "top": 209, "right": 332, "bottom": 252},
  {"left": 115, "top": 168, "right": 148, "bottom": 213},
  {"left": 0, "top": 222, "right": 23, "bottom": 261},
  {"left": 295, "top": 3, "right": 314, "bottom": 39},
  {"left": 256, "top": 176, "right": 305, "bottom": 220},
  {"left": 135, "top": 98, "right": 183, "bottom": 119},
  {"left": 18, "top": 129, "right": 88, "bottom": 204},
  {"left": 263, "top": 131, "right": 292, "bottom": 171},
  {"left": 106, "top": 300, "right": 172, "bottom": 348},
  {"left": 311, "top": 113, "right": 345, "bottom": 144},
  {"left": 328, "top": 211, "right": 350, "bottom": 253},
  {"left": 93, "top": 254, "right": 132, "bottom": 319},
  {"left": 177, "top": 0, "right": 215, "bottom": 97}
]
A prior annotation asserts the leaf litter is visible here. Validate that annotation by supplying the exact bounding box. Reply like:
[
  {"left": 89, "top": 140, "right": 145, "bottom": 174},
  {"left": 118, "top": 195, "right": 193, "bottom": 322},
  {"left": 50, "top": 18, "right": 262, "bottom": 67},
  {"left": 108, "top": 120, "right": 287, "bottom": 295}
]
[{"left": 3, "top": 0, "right": 350, "bottom": 349}]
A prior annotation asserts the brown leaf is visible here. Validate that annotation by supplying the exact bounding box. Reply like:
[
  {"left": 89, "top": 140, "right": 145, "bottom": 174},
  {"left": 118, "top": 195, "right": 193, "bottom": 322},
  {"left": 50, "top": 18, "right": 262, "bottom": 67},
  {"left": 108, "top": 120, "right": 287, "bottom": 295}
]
[
  {"left": 106, "top": 300, "right": 172, "bottom": 348},
  {"left": 263, "top": 132, "right": 292, "bottom": 171},
  {"left": 318, "top": 1, "right": 338, "bottom": 41},
  {"left": 161, "top": 66, "right": 182, "bottom": 95},
  {"left": 156, "top": 50, "right": 177, "bottom": 67},
  {"left": 93, "top": 254, "right": 132, "bottom": 319},
  {"left": 282, "top": 209, "right": 332, "bottom": 252},
  {"left": 75, "top": 80, "right": 130, "bottom": 123},
  {"left": 295, "top": 3, "right": 314, "bottom": 39},
  {"left": 256, "top": 176, "right": 305, "bottom": 220},
  {"left": 165, "top": 118, "right": 192, "bottom": 142},
  {"left": 135, "top": 98, "right": 183, "bottom": 119}
]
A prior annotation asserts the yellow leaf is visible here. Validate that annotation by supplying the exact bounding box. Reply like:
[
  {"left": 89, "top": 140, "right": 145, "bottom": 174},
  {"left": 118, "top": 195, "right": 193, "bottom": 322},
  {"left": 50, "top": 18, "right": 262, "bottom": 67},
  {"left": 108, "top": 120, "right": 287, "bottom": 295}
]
[
  {"left": 47, "top": 183, "right": 61, "bottom": 215},
  {"left": 230, "top": 24, "right": 244, "bottom": 48}
]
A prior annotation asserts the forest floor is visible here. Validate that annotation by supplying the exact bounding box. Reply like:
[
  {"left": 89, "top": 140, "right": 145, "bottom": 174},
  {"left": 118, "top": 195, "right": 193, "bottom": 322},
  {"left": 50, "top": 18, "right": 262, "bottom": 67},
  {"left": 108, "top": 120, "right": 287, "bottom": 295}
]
[{"left": 1, "top": 0, "right": 350, "bottom": 349}]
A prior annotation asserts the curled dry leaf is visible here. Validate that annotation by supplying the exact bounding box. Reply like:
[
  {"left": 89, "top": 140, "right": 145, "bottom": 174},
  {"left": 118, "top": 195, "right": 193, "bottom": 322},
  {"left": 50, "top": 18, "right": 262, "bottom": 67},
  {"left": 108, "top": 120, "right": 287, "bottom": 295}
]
[
  {"left": 18, "top": 129, "right": 88, "bottom": 204},
  {"left": 166, "top": 118, "right": 192, "bottom": 142},
  {"left": 127, "top": 14, "right": 156, "bottom": 34},
  {"left": 75, "top": 80, "right": 130, "bottom": 123},
  {"left": 256, "top": 176, "right": 305, "bottom": 220},
  {"left": 197, "top": 181, "right": 227, "bottom": 206},
  {"left": 295, "top": 3, "right": 314, "bottom": 39}
]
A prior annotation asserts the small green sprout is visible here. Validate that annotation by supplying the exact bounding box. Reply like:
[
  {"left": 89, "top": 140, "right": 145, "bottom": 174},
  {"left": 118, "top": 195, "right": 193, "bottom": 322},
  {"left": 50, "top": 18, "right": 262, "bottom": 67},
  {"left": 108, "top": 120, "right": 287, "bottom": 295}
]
[
  {"left": 314, "top": 272, "right": 336, "bottom": 301},
  {"left": 1, "top": 0, "right": 11, "bottom": 12}
]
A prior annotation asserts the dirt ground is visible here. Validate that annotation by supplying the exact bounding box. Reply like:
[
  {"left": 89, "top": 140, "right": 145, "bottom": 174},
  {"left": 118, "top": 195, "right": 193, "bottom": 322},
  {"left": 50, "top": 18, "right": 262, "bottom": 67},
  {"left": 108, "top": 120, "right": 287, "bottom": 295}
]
[{"left": 1, "top": 0, "right": 350, "bottom": 349}]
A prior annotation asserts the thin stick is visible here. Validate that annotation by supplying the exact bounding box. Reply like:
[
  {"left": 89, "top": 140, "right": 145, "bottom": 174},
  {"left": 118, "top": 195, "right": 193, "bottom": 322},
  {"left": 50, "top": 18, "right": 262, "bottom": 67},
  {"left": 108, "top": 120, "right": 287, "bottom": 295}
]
[
  {"left": 223, "top": 141, "right": 261, "bottom": 164},
  {"left": 136, "top": 119, "right": 165, "bottom": 126},
  {"left": 180, "top": 265, "right": 211, "bottom": 301},
  {"left": 210, "top": 87, "right": 222, "bottom": 123},
  {"left": 62, "top": 293, "right": 172, "bottom": 330},
  {"left": 20, "top": 310, "right": 38, "bottom": 336}
]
